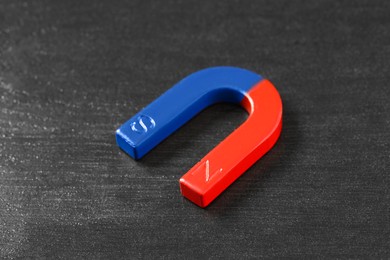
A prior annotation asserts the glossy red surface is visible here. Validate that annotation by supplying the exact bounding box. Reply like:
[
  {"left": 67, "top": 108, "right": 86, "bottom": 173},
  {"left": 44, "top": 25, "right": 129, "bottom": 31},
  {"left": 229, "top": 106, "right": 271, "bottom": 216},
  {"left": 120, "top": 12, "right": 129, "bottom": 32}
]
[{"left": 180, "top": 80, "right": 283, "bottom": 207}]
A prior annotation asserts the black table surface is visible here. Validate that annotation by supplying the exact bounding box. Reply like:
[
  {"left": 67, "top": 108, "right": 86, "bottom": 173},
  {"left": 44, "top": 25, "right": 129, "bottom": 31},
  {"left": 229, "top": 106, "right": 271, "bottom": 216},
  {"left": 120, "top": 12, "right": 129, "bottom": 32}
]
[{"left": 1, "top": 0, "right": 389, "bottom": 258}]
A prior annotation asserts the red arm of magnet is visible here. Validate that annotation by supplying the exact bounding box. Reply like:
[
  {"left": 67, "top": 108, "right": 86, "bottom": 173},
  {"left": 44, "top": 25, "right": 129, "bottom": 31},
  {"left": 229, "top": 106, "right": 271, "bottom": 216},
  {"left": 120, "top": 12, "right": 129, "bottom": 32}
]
[{"left": 179, "top": 80, "right": 283, "bottom": 207}]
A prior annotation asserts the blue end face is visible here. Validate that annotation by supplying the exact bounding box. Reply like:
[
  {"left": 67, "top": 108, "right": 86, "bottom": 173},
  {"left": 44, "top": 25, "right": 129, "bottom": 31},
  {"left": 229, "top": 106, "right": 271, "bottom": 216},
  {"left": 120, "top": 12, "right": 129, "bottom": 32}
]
[{"left": 116, "top": 66, "right": 263, "bottom": 159}]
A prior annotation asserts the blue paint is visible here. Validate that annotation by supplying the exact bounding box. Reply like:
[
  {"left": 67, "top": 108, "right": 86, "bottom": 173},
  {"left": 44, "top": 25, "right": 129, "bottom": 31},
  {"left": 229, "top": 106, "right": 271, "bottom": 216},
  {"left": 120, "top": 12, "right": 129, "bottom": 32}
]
[{"left": 116, "top": 66, "right": 262, "bottom": 159}]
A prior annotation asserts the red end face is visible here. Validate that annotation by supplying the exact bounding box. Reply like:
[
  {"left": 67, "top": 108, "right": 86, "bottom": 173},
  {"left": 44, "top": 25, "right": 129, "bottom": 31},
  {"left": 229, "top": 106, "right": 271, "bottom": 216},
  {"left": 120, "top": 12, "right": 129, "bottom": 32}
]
[{"left": 179, "top": 80, "right": 283, "bottom": 207}]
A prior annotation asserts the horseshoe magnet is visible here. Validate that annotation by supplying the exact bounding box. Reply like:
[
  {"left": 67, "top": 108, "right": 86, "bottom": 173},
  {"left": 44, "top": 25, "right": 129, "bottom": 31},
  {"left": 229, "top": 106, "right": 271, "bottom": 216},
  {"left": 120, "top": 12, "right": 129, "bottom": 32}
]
[{"left": 116, "top": 67, "right": 282, "bottom": 207}]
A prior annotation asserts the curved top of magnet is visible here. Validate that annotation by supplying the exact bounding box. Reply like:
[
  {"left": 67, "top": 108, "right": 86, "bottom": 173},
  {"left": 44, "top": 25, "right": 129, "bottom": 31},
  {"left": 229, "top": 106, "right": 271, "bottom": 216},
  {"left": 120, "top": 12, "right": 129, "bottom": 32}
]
[
  {"left": 175, "top": 66, "right": 262, "bottom": 98},
  {"left": 147, "top": 66, "right": 263, "bottom": 123}
]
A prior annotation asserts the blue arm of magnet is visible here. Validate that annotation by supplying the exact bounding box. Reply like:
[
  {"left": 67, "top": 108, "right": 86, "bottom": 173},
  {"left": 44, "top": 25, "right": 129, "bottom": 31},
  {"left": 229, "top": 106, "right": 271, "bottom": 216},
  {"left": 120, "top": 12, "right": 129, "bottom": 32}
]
[{"left": 116, "top": 66, "right": 263, "bottom": 159}]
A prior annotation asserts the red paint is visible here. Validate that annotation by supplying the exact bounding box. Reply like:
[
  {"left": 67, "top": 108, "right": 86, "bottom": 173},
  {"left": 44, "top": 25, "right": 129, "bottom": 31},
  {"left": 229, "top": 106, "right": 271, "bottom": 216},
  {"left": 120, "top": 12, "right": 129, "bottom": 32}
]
[{"left": 179, "top": 80, "right": 283, "bottom": 207}]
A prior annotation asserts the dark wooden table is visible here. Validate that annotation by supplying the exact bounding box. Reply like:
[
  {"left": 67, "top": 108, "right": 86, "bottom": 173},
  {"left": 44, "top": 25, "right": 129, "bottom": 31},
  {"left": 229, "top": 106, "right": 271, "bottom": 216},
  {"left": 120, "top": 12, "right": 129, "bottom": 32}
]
[{"left": 1, "top": 0, "right": 389, "bottom": 258}]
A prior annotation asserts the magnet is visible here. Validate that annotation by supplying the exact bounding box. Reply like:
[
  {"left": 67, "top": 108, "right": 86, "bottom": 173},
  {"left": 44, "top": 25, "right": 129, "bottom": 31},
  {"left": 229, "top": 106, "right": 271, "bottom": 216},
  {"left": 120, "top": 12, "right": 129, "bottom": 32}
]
[{"left": 116, "top": 67, "right": 282, "bottom": 207}]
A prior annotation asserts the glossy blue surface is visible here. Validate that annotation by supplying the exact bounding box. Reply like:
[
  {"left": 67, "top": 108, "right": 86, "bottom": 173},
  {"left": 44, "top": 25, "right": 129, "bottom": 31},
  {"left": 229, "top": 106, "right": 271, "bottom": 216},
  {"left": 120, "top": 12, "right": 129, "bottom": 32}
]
[{"left": 116, "top": 66, "right": 262, "bottom": 159}]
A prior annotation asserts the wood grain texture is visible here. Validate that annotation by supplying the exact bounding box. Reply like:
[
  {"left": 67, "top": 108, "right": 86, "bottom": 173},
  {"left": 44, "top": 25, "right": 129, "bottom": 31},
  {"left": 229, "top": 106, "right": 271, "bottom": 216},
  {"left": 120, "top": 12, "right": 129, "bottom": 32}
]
[{"left": 1, "top": 0, "right": 389, "bottom": 258}]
